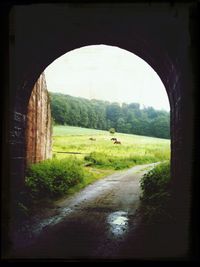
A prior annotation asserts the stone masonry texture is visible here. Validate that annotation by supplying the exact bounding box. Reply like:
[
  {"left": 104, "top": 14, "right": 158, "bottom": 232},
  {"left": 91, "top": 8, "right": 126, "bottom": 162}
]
[{"left": 25, "top": 72, "right": 52, "bottom": 165}]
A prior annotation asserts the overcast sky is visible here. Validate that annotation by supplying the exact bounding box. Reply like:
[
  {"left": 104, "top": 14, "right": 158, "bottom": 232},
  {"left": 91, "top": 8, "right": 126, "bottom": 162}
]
[{"left": 44, "top": 45, "right": 170, "bottom": 111}]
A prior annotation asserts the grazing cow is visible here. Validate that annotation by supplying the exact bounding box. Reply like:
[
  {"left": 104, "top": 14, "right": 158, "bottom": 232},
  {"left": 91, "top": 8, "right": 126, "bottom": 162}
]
[
  {"left": 114, "top": 140, "right": 121, "bottom": 144},
  {"left": 89, "top": 137, "right": 96, "bottom": 141},
  {"left": 111, "top": 138, "right": 117, "bottom": 141}
]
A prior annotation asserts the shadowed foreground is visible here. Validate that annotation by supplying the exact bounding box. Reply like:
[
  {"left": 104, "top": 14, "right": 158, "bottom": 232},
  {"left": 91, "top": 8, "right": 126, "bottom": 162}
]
[{"left": 11, "top": 163, "right": 185, "bottom": 259}]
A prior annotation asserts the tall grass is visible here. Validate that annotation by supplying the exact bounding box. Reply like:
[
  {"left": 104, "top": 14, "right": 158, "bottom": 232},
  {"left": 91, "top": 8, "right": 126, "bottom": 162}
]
[{"left": 84, "top": 152, "right": 161, "bottom": 170}]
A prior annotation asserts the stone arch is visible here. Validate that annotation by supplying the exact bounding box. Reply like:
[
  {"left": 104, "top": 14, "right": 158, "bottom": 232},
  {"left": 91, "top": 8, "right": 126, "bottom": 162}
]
[
  {"left": 11, "top": 39, "right": 179, "bottom": 191},
  {"left": 5, "top": 4, "right": 194, "bottom": 255}
]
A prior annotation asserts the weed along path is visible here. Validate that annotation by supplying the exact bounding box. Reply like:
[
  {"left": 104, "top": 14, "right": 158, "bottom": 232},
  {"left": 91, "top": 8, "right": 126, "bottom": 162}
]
[{"left": 13, "top": 163, "right": 159, "bottom": 259}]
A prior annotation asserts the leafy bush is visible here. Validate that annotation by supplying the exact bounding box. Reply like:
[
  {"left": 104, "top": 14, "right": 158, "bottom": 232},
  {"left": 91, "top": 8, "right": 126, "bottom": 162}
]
[
  {"left": 84, "top": 152, "right": 112, "bottom": 166},
  {"left": 84, "top": 152, "right": 128, "bottom": 170},
  {"left": 25, "top": 158, "right": 84, "bottom": 198},
  {"left": 109, "top": 128, "right": 116, "bottom": 134},
  {"left": 140, "top": 161, "right": 172, "bottom": 223}
]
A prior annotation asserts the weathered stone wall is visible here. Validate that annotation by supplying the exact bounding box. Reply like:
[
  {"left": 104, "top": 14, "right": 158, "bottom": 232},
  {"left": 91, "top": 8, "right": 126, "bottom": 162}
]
[{"left": 25, "top": 72, "right": 52, "bottom": 165}]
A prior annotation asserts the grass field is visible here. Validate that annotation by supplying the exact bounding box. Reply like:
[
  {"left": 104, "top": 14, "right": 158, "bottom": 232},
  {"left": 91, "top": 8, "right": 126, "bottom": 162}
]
[
  {"left": 53, "top": 125, "right": 170, "bottom": 167},
  {"left": 23, "top": 125, "right": 170, "bottom": 207},
  {"left": 50, "top": 125, "right": 170, "bottom": 196}
]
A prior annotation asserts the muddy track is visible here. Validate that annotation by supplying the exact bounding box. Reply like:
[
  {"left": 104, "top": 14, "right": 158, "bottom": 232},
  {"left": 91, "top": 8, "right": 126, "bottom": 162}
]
[{"left": 12, "top": 163, "right": 159, "bottom": 259}]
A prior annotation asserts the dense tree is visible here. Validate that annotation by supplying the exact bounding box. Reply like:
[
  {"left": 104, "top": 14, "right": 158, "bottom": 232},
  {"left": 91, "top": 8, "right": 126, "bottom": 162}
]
[
  {"left": 50, "top": 92, "right": 170, "bottom": 139},
  {"left": 106, "top": 103, "right": 122, "bottom": 126},
  {"left": 116, "top": 117, "right": 126, "bottom": 133}
]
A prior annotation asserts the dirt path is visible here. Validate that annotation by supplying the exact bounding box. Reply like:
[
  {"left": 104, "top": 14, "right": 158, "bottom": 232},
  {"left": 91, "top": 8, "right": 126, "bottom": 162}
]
[{"left": 12, "top": 163, "right": 158, "bottom": 259}]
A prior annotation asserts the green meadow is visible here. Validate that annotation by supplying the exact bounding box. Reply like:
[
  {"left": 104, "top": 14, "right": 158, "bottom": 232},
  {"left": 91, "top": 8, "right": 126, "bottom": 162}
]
[
  {"left": 25, "top": 125, "right": 170, "bottom": 202},
  {"left": 53, "top": 125, "right": 170, "bottom": 169}
]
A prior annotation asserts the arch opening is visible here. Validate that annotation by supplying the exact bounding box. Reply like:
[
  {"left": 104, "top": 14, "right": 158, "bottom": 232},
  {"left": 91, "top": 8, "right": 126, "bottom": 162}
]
[
  {"left": 12, "top": 45, "right": 173, "bottom": 255},
  {"left": 5, "top": 4, "right": 192, "bottom": 257},
  {"left": 25, "top": 44, "right": 171, "bottom": 167}
]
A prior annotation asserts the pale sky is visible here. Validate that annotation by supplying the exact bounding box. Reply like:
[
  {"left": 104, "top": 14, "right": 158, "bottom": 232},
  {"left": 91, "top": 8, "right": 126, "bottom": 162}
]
[{"left": 44, "top": 45, "right": 170, "bottom": 111}]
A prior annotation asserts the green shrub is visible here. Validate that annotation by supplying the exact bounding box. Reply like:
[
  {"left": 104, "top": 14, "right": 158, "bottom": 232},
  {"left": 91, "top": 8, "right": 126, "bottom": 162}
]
[
  {"left": 140, "top": 161, "right": 172, "bottom": 223},
  {"left": 25, "top": 158, "right": 84, "bottom": 198},
  {"left": 140, "top": 161, "right": 170, "bottom": 198},
  {"left": 113, "top": 161, "right": 130, "bottom": 170},
  {"left": 109, "top": 128, "right": 116, "bottom": 134},
  {"left": 84, "top": 152, "right": 130, "bottom": 169},
  {"left": 84, "top": 152, "right": 107, "bottom": 166}
]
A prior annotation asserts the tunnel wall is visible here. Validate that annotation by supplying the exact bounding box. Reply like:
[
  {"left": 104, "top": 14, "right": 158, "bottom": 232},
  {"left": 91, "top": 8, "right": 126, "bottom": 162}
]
[
  {"left": 3, "top": 3, "right": 197, "bottom": 258},
  {"left": 25, "top": 72, "right": 52, "bottom": 165}
]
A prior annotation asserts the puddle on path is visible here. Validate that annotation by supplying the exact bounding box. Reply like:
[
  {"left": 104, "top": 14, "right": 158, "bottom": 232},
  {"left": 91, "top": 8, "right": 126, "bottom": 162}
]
[{"left": 107, "top": 211, "right": 129, "bottom": 238}]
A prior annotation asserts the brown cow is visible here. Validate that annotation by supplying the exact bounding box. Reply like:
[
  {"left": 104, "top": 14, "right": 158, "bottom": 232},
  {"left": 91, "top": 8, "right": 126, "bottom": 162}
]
[
  {"left": 114, "top": 140, "right": 121, "bottom": 144},
  {"left": 111, "top": 138, "right": 117, "bottom": 141}
]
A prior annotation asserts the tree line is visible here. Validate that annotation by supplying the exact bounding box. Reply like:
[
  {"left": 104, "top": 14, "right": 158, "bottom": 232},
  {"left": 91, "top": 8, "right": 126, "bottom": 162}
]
[{"left": 50, "top": 92, "right": 170, "bottom": 139}]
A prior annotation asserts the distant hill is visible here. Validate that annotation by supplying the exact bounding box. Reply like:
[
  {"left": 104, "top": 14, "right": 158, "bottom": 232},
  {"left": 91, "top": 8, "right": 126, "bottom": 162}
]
[{"left": 50, "top": 92, "right": 170, "bottom": 139}]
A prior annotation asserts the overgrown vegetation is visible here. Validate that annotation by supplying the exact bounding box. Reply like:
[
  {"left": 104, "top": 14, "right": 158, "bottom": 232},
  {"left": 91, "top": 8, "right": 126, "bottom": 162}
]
[
  {"left": 25, "top": 127, "right": 170, "bottom": 198},
  {"left": 140, "top": 161, "right": 173, "bottom": 223},
  {"left": 18, "top": 126, "right": 170, "bottom": 220},
  {"left": 85, "top": 152, "right": 161, "bottom": 170},
  {"left": 18, "top": 156, "right": 114, "bottom": 217},
  {"left": 25, "top": 158, "right": 84, "bottom": 198},
  {"left": 50, "top": 92, "right": 170, "bottom": 139}
]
